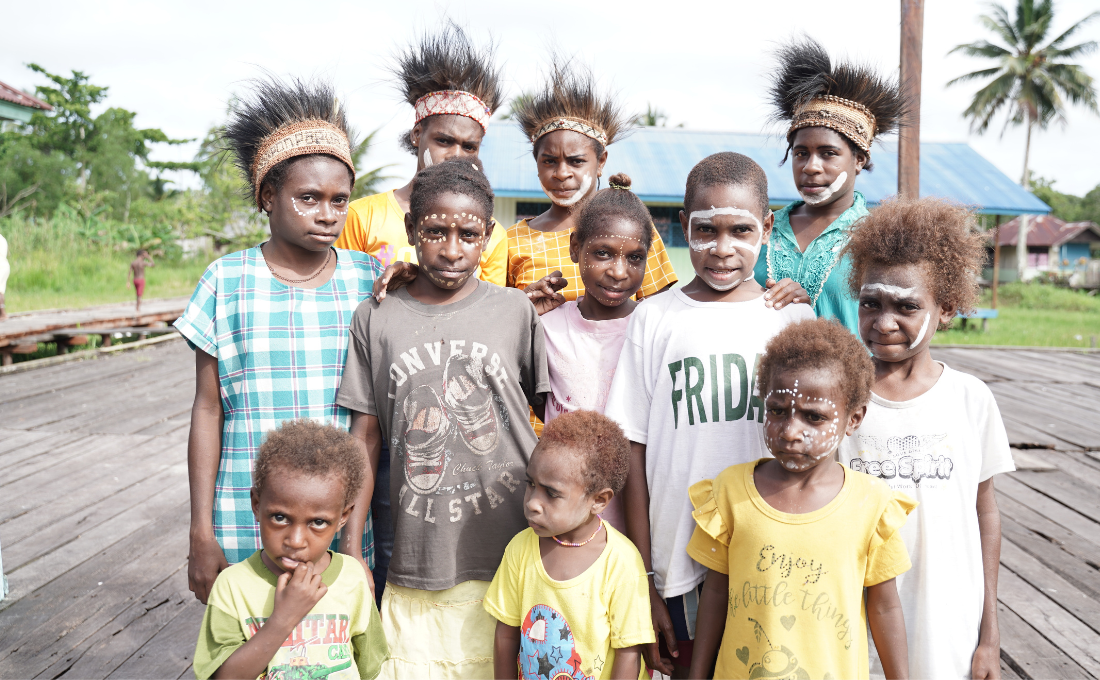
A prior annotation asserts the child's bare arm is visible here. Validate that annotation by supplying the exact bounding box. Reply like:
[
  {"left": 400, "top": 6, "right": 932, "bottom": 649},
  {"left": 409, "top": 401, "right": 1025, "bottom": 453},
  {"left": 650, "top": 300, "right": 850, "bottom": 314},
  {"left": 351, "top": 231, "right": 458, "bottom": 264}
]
[
  {"left": 973, "top": 479, "right": 1003, "bottom": 680},
  {"left": 493, "top": 620, "right": 521, "bottom": 680},
  {"left": 621, "top": 441, "right": 677, "bottom": 676},
  {"left": 867, "top": 578, "right": 909, "bottom": 680},
  {"left": 213, "top": 562, "right": 327, "bottom": 679},
  {"left": 344, "top": 412, "right": 382, "bottom": 592},
  {"left": 609, "top": 645, "right": 642, "bottom": 680},
  {"left": 188, "top": 349, "right": 227, "bottom": 604},
  {"left": 688, "top": 569, "right": 729, "bottom": 679}
]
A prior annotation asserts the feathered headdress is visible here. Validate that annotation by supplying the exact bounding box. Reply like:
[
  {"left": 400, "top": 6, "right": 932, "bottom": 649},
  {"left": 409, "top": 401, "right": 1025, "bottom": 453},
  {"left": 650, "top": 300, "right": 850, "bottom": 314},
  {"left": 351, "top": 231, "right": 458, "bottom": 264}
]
[
  {"left": 768, "top": 37, "right": 907, "bottom": 156},
  {"left": 514, "top": 57, "right": 632, "bottom": 151},
  {"left": 223, "top": 76, "right": 354, "bottom": 209},
  {"left": 394, "top": 21, "right": 504, "bottom": 133}
]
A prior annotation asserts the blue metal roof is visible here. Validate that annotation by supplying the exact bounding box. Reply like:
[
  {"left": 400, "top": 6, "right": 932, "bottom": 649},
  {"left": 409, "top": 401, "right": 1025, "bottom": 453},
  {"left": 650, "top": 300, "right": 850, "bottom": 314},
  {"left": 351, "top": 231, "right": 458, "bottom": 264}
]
[{"left": 478, "top": 125, "right": 1050, "bottom": 216}]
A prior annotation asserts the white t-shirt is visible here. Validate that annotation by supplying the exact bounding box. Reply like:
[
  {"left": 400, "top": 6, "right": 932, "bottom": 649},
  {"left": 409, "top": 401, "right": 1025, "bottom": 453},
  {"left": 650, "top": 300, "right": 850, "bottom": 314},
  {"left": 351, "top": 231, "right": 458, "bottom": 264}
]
[
  {"left": 838, "top": 363, "right": 1015, "bottom": 680},
  {"left": 603, "top": 288, "right": 814, "bottom": 598}
]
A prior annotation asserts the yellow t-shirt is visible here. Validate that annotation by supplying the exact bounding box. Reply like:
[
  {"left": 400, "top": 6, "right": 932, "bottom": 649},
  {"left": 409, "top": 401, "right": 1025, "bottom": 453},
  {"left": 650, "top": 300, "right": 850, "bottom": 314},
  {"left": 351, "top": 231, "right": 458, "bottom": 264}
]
[
  {"left": 506, "top": 220, "right": 678, "bottom": 300},
  {"left": 484, "top": 525, "right": 655, "bottom": 680},
  {"left": 334, "top": 189, "right": 508, "bottom": 286},
  {"left": 687, "top": 460, "right": 915, "bottom": 680}
]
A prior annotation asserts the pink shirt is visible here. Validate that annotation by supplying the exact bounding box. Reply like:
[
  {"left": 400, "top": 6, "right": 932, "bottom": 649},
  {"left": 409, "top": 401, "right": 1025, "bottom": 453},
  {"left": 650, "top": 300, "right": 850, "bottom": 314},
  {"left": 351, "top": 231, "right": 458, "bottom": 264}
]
[{"left": 541, "top": 300, "right": 631, "bottom": 532}]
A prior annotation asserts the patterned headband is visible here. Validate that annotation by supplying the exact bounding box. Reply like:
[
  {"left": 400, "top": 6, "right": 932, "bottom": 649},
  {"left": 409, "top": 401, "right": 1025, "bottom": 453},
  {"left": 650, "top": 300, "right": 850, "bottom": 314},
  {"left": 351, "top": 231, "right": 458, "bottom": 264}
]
[
  {"left": 787, "top": 95, "right": 877, "bottom": 153},
  {"left": 414, "top": 90, "right": 492, "bottom": 132},
  {"left": 532, "top": 117, "right": 609, "bottom": 147},
  {"left": 251, "top": 120, "right": 355, "bottom": 209}
]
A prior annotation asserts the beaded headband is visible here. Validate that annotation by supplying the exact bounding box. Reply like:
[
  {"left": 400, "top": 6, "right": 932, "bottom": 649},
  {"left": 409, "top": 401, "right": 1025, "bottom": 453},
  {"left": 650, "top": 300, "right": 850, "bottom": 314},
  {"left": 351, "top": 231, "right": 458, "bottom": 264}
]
[
  {"left": 532, "top": 117, "right": 609, "bottom": 147},
  {"left": 414, "top": 90, "right": 492, "bottom": 132},
  {"left": 787, "top": 95, "right": 877, "bottom": 153},
  {"left": 251, "top": 120, "right": 355, "bottom": 209}
]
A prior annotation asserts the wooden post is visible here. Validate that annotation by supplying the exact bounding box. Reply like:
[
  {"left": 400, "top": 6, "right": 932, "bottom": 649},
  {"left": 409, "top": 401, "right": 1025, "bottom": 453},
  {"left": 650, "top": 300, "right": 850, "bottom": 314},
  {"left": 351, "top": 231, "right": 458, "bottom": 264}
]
[
  {"left": 991, "top": 214, "right": 1002, "bottom": 309},
  {"left": 899, "top": 0, "right": 925, "bottom": 200}
]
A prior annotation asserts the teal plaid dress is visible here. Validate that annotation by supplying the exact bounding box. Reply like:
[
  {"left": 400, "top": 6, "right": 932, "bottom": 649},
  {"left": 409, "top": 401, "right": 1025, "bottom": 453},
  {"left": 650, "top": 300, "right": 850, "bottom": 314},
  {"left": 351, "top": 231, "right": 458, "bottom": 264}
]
[{"left": 175, "top": 245, "right": 383, "bottom": 565}]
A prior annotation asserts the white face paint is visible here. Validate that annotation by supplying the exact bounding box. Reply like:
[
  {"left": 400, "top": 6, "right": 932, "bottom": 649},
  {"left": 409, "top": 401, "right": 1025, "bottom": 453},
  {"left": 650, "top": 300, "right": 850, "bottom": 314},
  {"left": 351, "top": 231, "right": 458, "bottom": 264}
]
[
  {"left": 686, "top": 207, "right": 764, "bottom": 255},
  {"left": 909, "top": 312, "right": 930, "bottom": 349},
  {"left": 763, "top": 380, "right": 844, "bottom": 472},
  {"left": 799, "top": 171, "right": 847, "bottom": 205},
  {"left": 291, "top": 197, "right": 319, "bottom": 217},
  {"left": 422, "top": 147, "right": 433, "bottom": 168},
  {"left": 860, "top": 283, "right": 918, "bottom": 297},
  {"left": 543, "top": 173, "right": 593, "bottom": 208}
]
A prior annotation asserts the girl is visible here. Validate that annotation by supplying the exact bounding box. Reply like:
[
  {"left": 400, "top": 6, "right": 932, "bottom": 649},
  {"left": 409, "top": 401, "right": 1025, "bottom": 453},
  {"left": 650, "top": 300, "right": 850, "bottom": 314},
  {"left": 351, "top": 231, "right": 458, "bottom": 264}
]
[
  {"left": 484, "top": 410, "right": 653, "bottom": 680},
  {"left": 176, "top": 77, "right": 383, "bottom": 605},
  {"left": 687, "top": 318, "right": 913, "bottom": 680},
  {"left": 336, "top": 159, "right": 550, "bottom": 679},
  {"left": 508, "top": 58, "right": 678, "bottom": 308},
  {"left": 838, "top": 198, "right": 1015, "bottom": 680},
  {"left": 537, "top": 173, "right": 649, "bottom": 532},
  {"left": 754, "top": 37, "right": 907, "bottom": 336}
]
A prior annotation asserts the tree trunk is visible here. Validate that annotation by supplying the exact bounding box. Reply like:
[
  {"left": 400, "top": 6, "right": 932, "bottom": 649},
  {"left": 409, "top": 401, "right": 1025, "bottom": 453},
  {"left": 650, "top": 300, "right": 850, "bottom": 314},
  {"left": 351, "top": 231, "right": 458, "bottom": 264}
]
[{"left": 1017, "top": 115, "right": 1033, "bottom": 281}]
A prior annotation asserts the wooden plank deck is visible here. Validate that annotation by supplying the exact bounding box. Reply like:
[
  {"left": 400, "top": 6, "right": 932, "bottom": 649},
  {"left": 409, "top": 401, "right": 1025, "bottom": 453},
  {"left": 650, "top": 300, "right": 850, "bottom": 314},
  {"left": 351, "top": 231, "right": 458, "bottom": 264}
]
[{"left": 1, "top": 342, "right": 1099, "bottom": 679}]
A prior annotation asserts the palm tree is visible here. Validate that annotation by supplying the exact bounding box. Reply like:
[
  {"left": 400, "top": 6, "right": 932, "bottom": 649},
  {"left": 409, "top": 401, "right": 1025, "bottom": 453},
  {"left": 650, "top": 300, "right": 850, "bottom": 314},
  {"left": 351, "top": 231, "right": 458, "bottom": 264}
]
[
  {"left": 350, "top": 127, "right": 397, "bottom": 201},
  {"left": 948, "top": 0, "right": 1098, "bottom": 280}
]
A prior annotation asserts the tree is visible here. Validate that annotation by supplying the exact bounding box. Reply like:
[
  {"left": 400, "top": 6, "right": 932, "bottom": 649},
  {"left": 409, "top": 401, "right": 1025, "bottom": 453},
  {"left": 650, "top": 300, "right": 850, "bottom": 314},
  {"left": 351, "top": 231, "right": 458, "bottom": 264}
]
[
  {"left": 496, "top": 92, "right": 534, "bottom": 121},
  {"left": 632, "top": 103, "right": 684, "bottom": 128},
  {"left": 350, "top": 127, "right": 397, "bottom": 200},
  {"left": 947, "top": 0, "right": 1098, "bottom": 279}
]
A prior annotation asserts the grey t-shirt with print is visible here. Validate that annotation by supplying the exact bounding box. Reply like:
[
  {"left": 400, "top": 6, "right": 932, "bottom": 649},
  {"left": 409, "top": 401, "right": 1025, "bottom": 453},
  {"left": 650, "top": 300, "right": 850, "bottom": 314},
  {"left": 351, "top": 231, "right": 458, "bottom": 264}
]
[{"left": 337, "top": 282, "right": 549, "bottom": 591}]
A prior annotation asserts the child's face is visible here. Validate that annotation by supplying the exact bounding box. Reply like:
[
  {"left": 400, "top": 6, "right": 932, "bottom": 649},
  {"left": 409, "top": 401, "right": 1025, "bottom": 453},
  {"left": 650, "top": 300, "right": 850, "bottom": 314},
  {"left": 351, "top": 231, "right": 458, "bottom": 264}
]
[
  {"left": 536, "top": 130, "right": 607, "bottom": 208},
  {"left": 410, "top": 115, "right": 484, "bottom": 171},
  {"left": 523, "top": 444, "right": 611, "bottom": 538},
  {"left": 250, "top": 470, "right": 351, "bottom": 573},
  {"left": 679, "top": 184, "right": 772, "bottom": 292},
  {"left": 405, "top": 191, "right": 492, "bottom": 291},
  {"left": 858, "top": 263, "right": 955, "bottom": 362},
  {"left": 790, "top": 127, "right": 865, "bottom": 208},
  {"left": 260, "top": 156, "right": 352, "bottom": 252},
  {"left": 763, "top": 367, "right": 865, "bottom": 473},
  {"left": 568, "top": 217, "right": 648, "bottom": 307}
]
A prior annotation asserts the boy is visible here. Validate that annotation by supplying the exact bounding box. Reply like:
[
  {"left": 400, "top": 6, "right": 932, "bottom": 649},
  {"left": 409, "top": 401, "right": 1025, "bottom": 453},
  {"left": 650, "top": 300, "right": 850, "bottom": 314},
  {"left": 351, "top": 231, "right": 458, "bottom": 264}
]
[
  {"left": 838, "top": 198, "right": 1015, "bottom": 680},
  {"left": 192, "top": 419, "right": 387, "bottom": 680},
  {"left": 336, "top": 158, "right": 550, "bottom": 679},
  {"left": 603, "top": 152, "right": 814, "bottom": 677},
  {"left": 128, "top": 249, "right": 154, "bottom": 312}
]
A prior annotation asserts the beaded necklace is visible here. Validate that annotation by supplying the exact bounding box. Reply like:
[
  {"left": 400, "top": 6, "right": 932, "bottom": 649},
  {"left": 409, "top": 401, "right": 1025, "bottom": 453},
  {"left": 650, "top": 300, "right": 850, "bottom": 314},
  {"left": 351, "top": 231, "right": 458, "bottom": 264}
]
[{"left": 551, "top": 517, "right": 604, "bottom": 547}]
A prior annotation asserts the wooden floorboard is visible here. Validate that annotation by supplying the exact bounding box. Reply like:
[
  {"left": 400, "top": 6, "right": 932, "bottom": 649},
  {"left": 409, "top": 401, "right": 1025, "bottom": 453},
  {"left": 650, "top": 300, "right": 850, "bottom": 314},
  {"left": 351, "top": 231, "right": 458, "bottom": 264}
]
[{"left": 1, "top": 342, "right": 1098, "bottom": 678}]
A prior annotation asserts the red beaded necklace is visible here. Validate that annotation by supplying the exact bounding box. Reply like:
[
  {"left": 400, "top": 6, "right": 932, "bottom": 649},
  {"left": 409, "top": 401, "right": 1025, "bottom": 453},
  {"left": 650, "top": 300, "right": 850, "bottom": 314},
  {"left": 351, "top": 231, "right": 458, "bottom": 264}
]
[{"left": 551, "top": 516, "right": 604, "bottom": 547}]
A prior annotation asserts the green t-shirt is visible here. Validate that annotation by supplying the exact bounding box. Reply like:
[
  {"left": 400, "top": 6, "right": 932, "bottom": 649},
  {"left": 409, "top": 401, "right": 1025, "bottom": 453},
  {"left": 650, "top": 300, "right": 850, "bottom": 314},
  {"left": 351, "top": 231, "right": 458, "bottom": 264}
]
[{"left": 193, "top": 551, "right": 388, "bottom": 680}]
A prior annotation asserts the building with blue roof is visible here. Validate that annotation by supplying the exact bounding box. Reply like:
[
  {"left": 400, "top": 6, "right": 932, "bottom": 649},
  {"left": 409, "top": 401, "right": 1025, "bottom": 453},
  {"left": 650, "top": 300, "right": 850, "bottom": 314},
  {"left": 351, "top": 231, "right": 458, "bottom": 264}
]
[{"left": 479, "top": 125, "right": 1049, "bottom": 249}]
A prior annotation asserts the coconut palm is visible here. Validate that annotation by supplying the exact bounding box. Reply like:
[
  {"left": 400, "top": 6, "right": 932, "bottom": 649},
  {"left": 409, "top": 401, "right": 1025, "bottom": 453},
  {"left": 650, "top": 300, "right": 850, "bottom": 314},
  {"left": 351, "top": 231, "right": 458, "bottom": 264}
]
[{"left": 948, "top": 0, "right": 1098, "bottom": 278}]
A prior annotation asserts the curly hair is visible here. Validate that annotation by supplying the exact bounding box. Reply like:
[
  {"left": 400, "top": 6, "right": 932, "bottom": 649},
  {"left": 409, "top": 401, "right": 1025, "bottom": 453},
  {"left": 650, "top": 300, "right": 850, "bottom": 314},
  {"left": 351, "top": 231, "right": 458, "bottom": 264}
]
[
  {"left": 756, "top": 318, "right": 874, "bottom": 411},
  {"left": 683, "top": 152, "right": 770, "bottom": 217},
  {"left": 408, "top": 157, "right": 495, "bottom": 225},
  {"left": 574, "top": 173, "right": 654, "bottom": 250},
  {"left": 394, "top": 20, "right": 504, "bottom": 154},
  {"left": 842, "top": 198, "right": 985, "bottom": 317},
  {"left": 223, "top": 76, "right": 354, "bottom": 206},
  {"left": 539, "top": 410, "right": 631, "bottom": 496},
  {"left": 253, "top": 420, "right": 364, "bottom": 508}
]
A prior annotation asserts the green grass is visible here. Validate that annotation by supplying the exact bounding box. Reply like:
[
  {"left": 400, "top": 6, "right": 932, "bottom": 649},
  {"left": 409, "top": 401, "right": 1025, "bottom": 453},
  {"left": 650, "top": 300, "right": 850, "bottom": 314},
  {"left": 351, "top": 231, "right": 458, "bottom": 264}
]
[
  {"left": 664, "top": 249, "right": 1100, "bottom": 348},
  {"left": 6, "top": 248, "right": 213, "bottom": 313}
]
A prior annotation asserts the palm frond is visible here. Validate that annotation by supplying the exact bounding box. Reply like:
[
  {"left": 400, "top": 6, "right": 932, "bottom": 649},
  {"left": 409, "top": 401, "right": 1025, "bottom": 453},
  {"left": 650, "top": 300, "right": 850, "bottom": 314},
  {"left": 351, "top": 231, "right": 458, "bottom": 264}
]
[
  {"left": 947, "top": 66, "right": 1008, "bottom": 87},
  {"left": 1046, "top": 10, "right": 1100, "bottom": 48},
  {"left": 949, "top": 40, "right": 1013, "bottom": 59}
]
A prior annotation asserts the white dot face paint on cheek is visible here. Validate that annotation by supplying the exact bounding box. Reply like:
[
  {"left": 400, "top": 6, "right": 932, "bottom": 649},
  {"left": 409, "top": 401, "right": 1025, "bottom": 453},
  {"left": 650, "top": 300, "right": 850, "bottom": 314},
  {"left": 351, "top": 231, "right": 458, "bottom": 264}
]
[
  {"left": 799, "top": 171, "right": 848, "bottom": 206},
  {"left": 291, "top": 197, "right": 319, "bottom": 217},
  {"left": 543, "top": 174, "right": 593, "bottom": 208},
  {"left": 909, "top": 312, "right": 931, "bottom": 349}
]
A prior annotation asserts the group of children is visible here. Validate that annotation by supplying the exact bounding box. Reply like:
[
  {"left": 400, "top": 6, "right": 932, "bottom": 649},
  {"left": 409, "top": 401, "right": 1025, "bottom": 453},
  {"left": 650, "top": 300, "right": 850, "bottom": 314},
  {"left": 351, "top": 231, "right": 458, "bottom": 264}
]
[{"left": 179, "top": 29, "right": 1013, "bottom": 680}]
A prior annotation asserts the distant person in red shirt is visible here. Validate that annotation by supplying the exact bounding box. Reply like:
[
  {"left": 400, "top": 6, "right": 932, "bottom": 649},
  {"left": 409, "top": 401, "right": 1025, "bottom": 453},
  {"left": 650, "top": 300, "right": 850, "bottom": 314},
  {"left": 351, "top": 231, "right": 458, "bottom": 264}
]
[{"left": 128, "top": 248, "right": 155, "bottom": 312}]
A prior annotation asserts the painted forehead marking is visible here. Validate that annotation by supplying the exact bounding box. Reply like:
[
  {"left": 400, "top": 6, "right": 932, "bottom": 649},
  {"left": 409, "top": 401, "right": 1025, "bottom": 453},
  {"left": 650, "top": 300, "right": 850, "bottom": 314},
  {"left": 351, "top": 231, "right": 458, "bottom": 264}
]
[
  {"left": 687, "top": 206, "right": 762, "bottom": 229},
  {"left": 861, "top": 283, "right": 918, "bottom": 297}
]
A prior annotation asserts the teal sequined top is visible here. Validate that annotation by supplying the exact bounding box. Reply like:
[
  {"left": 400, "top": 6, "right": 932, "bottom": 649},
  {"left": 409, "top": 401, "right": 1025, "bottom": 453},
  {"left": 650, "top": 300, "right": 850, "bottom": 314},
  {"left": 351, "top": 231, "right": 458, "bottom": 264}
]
[{"left": 753, "top": 191, "right": 869, "bottom": 336}]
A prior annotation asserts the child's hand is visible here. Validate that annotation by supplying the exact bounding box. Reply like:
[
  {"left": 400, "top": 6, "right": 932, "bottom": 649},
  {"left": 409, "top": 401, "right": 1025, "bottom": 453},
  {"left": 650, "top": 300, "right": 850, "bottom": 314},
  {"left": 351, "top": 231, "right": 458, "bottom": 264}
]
[
  {"left": 372, "top": 262, "right": 418, "bottom": 302},
  {"left": 524, "top": 271, "right": 568, "bottom": 316},
  {"left": 762, "top": 277, "right": 810, "bottom": 310},
  {"left": 971, "top": 642, "right": 1000, "bottom": 679},
  {"left": 272, "top": 562, "right": 328, "bottom": 626},
  {"left": 643, "top": 588, "right": 678, "bottom": 676},
  {"left": 188, "top": 534, "right": 229, "bottom": 604}
]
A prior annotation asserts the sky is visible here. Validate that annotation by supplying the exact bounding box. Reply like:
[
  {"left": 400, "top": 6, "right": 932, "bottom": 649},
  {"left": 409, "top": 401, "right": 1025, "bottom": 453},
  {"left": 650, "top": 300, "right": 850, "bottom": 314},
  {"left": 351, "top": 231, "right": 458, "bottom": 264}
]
[{"left": 3, "top": 0, "right": 1099, "bottom": 197}]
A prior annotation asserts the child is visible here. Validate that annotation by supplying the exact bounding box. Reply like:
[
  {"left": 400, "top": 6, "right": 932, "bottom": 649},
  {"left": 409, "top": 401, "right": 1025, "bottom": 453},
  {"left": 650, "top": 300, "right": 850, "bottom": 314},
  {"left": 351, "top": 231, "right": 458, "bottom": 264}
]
[
  {"left": 687, "top": 318, "right": 913, "bottom": 680},
  {"left": 535, "top": 173, "right": 649, "bottom": 533},
  {"left": 193, "top": 420, "right": 388, "bottom": 680},
  {"left": 838, "top": 198, "right": 1015, "bottom": 680},
  {"left": 336, "top": 158, "right": 550, "bottom": 679},
  {"left": 175, "top": 77, "right": 383, "bottom": 605},
  {"left": 128, "top": 248, "right": 155, "bottom": 312},
  {"left": 603, "top": 152, "right": 814, "bottom": 677},
  {"left": 484, "top": 410, "right": 654, "bottom": 680}
]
